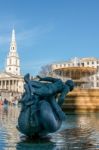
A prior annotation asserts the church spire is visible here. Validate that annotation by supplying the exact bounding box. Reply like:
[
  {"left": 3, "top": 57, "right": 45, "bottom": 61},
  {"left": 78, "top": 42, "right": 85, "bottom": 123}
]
[
  {"left": 12, "top": 29, "right": 16, "bottom": 42},
  {"left": 5, "top": 29, "right": 21, "bottom": 75},
  {"left": 10, "top": 28, "right": 17, "bottom": 52}
]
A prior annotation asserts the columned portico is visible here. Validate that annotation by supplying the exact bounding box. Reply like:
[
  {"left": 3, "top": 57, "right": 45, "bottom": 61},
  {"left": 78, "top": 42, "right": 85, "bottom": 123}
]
[{"left": 0, "top": 78, "right": 23, "bottom": 94}]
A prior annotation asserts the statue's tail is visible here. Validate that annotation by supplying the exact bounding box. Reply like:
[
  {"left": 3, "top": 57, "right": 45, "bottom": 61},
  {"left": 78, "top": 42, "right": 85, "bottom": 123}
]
[
  {"left": 17, "top": 107, "right": 32, "bottom": 136},
  {"left": 50, "top": 98, "right": 66, "bottom": 121}
]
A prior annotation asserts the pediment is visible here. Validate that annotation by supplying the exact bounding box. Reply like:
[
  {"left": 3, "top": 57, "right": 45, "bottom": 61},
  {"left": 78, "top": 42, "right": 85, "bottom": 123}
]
[
  {"left": 0, "top": 72, "right": 23, "bottom": 79},
  {"left": 0, "top": 72, "right": 11, "bottom": 78}
]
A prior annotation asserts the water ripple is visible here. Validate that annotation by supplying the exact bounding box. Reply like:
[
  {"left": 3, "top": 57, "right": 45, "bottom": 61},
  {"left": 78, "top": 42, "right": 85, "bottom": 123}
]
[{"left": 0, "top": 106, "right": 99, "bottom": 150}]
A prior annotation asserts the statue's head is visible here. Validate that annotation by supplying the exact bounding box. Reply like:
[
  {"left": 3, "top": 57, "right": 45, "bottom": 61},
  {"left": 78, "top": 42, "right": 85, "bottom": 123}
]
[{"left": 65, "top": 80, "right": 75, "bottom": 91}]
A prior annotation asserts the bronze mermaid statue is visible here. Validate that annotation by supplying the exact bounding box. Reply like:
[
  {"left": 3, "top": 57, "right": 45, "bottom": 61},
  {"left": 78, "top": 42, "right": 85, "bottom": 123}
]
[{"left": 17, "top": 73, "right": 74, "bottom": 137}]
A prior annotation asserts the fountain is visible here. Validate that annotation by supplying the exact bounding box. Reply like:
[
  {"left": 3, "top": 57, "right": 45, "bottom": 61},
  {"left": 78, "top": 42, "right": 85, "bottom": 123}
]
[{"left": 53, "top": 66, "right": 99, "bottom": 113}]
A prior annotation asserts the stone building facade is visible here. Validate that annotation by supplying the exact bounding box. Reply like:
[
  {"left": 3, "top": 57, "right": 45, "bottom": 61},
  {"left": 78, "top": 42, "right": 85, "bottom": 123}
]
[{"left": 0, "top": 29, "right": 24, "bottom": 100}]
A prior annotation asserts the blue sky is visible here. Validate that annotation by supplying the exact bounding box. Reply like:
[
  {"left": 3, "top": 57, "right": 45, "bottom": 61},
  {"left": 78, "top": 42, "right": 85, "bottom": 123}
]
[{"left": 0, "top": 0, "right": 99, "bottom": 75}]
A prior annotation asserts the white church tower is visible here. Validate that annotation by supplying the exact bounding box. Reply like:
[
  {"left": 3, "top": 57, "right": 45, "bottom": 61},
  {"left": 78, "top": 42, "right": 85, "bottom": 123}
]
[{"left": 5, "top": 29, "right": 20, "bottom": 75}]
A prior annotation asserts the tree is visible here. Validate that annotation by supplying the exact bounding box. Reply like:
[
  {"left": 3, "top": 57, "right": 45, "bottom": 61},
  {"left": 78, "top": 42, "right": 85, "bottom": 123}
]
[{"left": 39, "top": 64, "right": 53, "bottom": 77}]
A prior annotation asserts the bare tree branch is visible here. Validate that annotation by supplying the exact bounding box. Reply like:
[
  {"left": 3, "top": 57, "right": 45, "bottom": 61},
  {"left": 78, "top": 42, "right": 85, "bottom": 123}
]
[{"left": 39, "top": 64, "right": 53, "bottom": 77}]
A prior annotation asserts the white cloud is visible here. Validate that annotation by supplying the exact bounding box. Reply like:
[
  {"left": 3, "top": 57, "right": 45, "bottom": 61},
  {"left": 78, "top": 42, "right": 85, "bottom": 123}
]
[
  {"left": 0, "top": 23, "right": 53, "bottom": 46},
  {"left": 17, "top": 24, "right": 53, "bottom": 45}
]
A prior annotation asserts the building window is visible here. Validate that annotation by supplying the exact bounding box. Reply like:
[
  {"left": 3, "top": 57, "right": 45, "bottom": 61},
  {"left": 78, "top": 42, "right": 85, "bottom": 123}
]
[
  {"left": 87, "top": 62, "right": 89, "bottom": 65},
  {"left": 97, "top": 82, "right": 99, "bottom": 87},
  {"left": 91, "top": 82, "right": 94, "bottom": 87},
  {"left": 11, "top": 47, "right": 14, "bottom": 50},
  {"left": 16, "top": 68, "right": 18, "bottom": 71},
  {"left": 97, "top": 61, "right": 99, "bottom": 64},
  {"left": 92, "top": 61, "right": 94, "bottom": 64},
  {"left": 78, "top": 63, "right": 80, "bottom": 66},
  {"left": 97, "top": 66, "right": 99, "bottom": 71},
  {"left": 81, "top": 63, "right": 84, "bottom": 66},
  {"left": 9, "top": 68, "right": 11, "bottom": 70}
]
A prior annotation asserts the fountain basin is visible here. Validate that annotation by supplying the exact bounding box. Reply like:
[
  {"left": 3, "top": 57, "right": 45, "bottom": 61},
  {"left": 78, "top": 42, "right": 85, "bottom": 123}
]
[{"left": 63, "top": 89, "right": 99, "bottom": 113}]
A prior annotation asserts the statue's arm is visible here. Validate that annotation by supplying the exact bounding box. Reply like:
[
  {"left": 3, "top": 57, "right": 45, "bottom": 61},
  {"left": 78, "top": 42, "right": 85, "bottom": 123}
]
[
  {"left": 58, "top": 86, "right": 70, "bottom": 106},
  {"left": 37, "top": 76, "right": 60, "bottom": 83},
  {"left": 20, "top": 84, "right": 31, "bottom": 103}
]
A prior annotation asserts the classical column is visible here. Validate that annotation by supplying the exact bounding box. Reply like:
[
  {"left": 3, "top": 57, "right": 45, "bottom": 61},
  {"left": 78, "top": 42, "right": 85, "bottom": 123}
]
[
  {"left": 14, "top": 80, "right": 16, "bottom": 92},
  {"left": 6, "top": 80, "right": 8, "bottom": 90},
  {"left": 1, "top": 80, "right": 2, "bottom": 90},
  {"left": 17, "top": 80, "right": 18, "bottom": 92},
  {"left": 5, "top": 80, "right": 6, "bottom": 89},
  {"left": 8, "top": 80, "right": 10, "bottom": 91},
  {"left": 12, "top": 80, "right": 14, "bottom": 91},
  {"left": 2, "top": 81, "right": 4, "bottom": 89}
]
